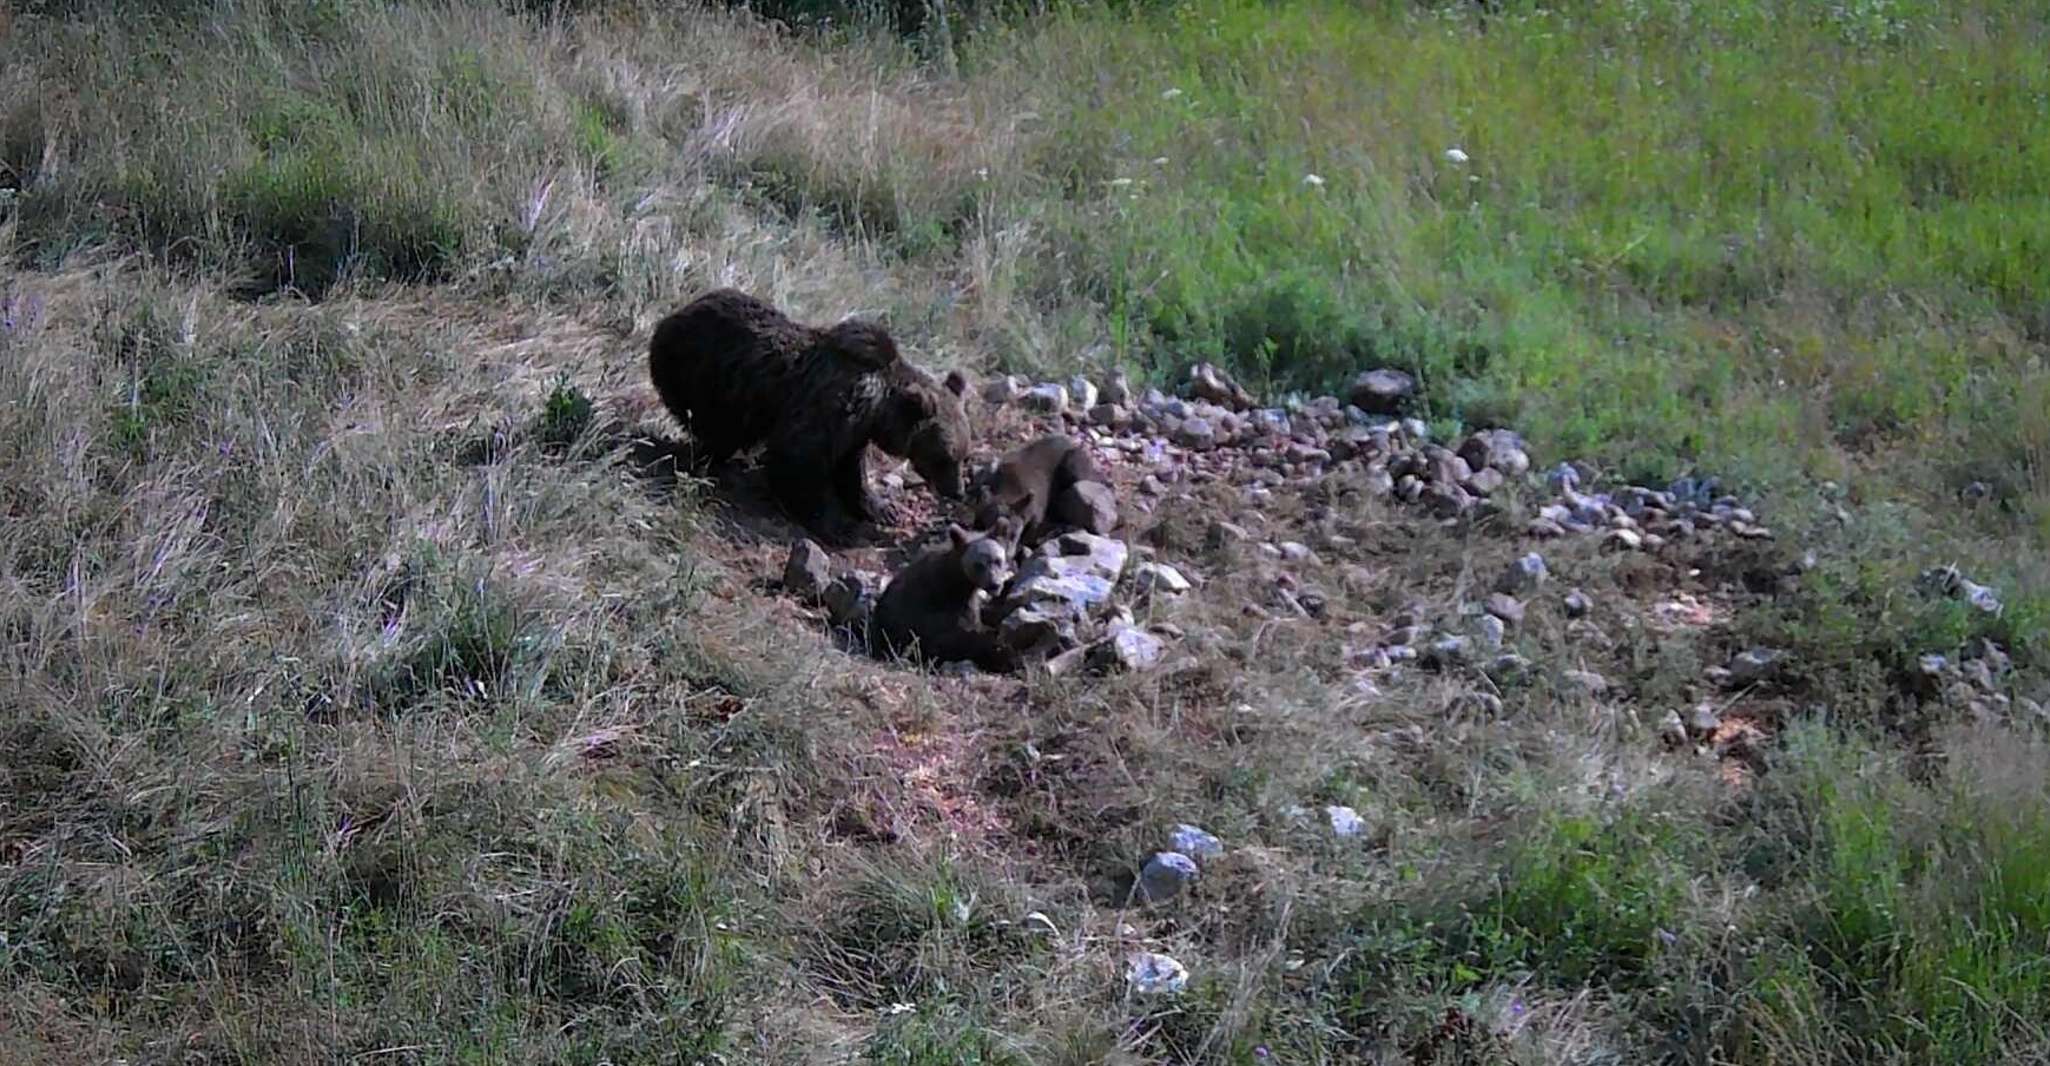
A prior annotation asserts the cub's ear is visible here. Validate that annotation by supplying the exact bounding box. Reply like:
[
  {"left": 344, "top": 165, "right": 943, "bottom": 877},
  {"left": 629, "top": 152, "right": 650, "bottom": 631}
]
[
  {"left": 947, "top": 524, "right": 972, "bottom": 550},
  {"left": 943, "top": 369, "right": 970, "bottom": 398},
  {"left": 991, "top": 515, "right": 1018, "bottom": 542}
]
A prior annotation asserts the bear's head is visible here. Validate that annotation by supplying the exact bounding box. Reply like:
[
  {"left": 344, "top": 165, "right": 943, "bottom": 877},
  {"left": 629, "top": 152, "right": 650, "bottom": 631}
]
[
  {"left": 881, "top": 368, "right": 973, "bottom": 500},
  {"left": 948, "top": 520, "right": 1014, "bottom": 593}
]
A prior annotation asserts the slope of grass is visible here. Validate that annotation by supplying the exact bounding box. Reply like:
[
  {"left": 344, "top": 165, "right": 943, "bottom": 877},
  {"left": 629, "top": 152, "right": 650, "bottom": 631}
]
[
  {"left": 961, "top": 0, "right": 2050, "bottom": 622},
  {"left": 3, "top": 1, "right": 2049, "bottom": 1063}
]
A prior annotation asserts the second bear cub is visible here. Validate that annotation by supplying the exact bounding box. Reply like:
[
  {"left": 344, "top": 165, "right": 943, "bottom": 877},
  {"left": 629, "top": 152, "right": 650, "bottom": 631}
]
[{"left": 971, "top": 433, "right": 1114, "bottom": 549}]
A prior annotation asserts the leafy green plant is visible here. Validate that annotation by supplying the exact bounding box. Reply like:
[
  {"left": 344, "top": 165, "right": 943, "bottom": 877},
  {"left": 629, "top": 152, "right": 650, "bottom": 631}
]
[{"left": 535, "top": 373, "right": 596, "bottom": 452}]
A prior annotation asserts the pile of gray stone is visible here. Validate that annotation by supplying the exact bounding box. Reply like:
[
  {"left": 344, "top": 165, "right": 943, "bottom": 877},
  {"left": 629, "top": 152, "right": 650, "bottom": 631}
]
[
  {"left": 790, "top": 358, "right": 1787, "bottom": 678},
  {"left": 985, "top": 361, "right": 1771, "bottom": 553}
]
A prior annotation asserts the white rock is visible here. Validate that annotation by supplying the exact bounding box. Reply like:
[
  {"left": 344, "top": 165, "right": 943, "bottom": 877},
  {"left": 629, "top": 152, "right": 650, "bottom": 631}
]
[
  {"left": 1961, "top": 579, "right": 2004, "bottom": 614},
  {"left": 1496, "top": 552, "right": 1548, "bottom": 595},
  {"left": 1484, "top": 653, "right": 1530, "bottom": 682},
  {"left": 982, "top": 375, "right": 1023, "bottom": 405},
  {"left": 1068, "top": 374, "right": 1100, "bottom": 411},
  {"left": 1133, "top": 561, "right": 1193, "bottom": 596},
  {"left": 822, "top": 572, "right": 877, "bottom": 627},
  {"left": 1048, "top": 532, "right": 1130, "bottom": 580},
  {"left": 1090, "top": 624, "right": 1167, "bottom": 673},
  {"left": 1087, "top": 402, "right": 1128, "bottom": 429},
  {"left": 1169, "top": 824, "right": 1224, "bottom": 861},
  {"left": 1426, "top": 635, "right": 1472, "bottom": 666},
  {"left": 1126, "top": 951, "right": 1189, "bottom": 995},
  {"left": 1604, "top": 528, "right": 1645, "bottom": 551},
  {"left": 1022, "top": 383, "right": 1070, "bottom": 415},
  {"left": 999, "top": 604, "right": 1080, "bottom": 654},
  {"left": 1326, "top": 805, "right": 1366, "bottom": 838},
  {"left": 1173, "top": 417, "right": 1217, "bottom": 451},
  {"left": 1053, "top": 480, "right": 1120, "bottom": 535},
  {"left": 782, "top": 539, "right": 832, "bottom": 602},
  {"left": 1000, "top": 533, "right": 1131, "bottom": 632},
  {"left": 1348, "top": 368, "right": 1415, "bottom": 415},
  {"left": 1726, "top": 647, "right": 1785, "bottom": 686},
  {"left": 1658, "top": 711, "right": 1689, "bottom": 748}
]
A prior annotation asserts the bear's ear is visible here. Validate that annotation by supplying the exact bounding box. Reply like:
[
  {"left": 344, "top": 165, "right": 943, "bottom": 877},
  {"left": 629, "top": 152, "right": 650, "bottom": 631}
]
[
  {"left": 943, "top": 369, "right": 970, "bottom": 398},
  {"left": 991, "top": 515, "right": 1018, "bottom": 543},
  {"left": 947, "top": 524, "right": 972, "bottom": 550}
]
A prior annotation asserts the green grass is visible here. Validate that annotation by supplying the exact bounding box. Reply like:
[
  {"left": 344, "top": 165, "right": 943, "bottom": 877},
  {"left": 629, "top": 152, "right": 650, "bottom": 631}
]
[
  {"left": 4, "top": 0, "right": 2050, "bottom": 1062},
  {"left": 1738, "top": 723, "right": 2050, "bottom": 1060},
  {"left": 974, "top": 0, "right": 2050, "bottom": 493},
  {"left": 1291, "top": 724, "right": 2050, "bottom": 1063}
]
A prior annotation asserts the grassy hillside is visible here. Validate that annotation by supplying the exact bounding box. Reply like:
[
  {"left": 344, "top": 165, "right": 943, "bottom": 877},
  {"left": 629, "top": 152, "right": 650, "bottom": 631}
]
[{"left": 3, "top": 0, "right": 2049, "bottom": 1063}]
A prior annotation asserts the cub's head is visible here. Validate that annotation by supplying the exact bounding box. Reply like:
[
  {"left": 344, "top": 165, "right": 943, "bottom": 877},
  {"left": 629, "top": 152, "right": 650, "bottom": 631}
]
[
  {"left": 882, "top": 368, "right": 973, "bottom": 500},
  {"left": 948, "top": 520, "right": 1013, "bottom": 593}
]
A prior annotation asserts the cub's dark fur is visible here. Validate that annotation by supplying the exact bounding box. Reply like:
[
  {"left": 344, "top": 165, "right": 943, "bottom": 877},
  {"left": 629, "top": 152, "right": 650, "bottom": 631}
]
[
  {"left": 972, "top": 433, "right": 1108, "bottom": 548},
  {"left": 648, "top": 288, "right": 972, "bottom": 542},
  {"left": 869, "top": 521, "right": 1020, "bottom": 674}
]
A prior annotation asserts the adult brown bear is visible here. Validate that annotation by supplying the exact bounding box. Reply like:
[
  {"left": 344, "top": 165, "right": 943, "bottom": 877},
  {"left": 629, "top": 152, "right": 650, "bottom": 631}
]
[{"left": 648, "top": 289, "right": 972, "bottom": 542}]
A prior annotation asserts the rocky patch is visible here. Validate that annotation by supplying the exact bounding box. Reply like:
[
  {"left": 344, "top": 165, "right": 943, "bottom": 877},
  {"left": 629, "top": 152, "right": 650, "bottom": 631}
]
[{"left": 754, "top": 355, "right": 1956, "bottom": 802}]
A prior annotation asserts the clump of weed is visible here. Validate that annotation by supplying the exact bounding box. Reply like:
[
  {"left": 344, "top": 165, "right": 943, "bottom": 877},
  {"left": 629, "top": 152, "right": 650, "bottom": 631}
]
[
  {"left": 800, "top": 855, "right": 1042, "bottom": 1012},
  {"left": 533, "top": 372, "right": 596, "bottom": 453},
  {"left": 366, "top": 558, "right": 566, "bottom": 715}
]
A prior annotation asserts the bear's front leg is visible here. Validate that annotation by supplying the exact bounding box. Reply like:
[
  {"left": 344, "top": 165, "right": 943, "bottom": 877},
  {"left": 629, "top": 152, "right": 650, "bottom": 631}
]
[
  {"left": 767, "top": 442, "right": 860, "bottom": 544},
  {"left": 834, "top": 451, "right": 899, "bottom": 528}
]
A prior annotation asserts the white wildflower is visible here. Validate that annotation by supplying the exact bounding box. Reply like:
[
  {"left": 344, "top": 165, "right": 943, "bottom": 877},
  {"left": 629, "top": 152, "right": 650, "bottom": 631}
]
[
  {"left": 1444, "top": 147, "right": 1470, "bottom": 164},
  {"left": 1161, "top": 88, "right": 1184, "bottom": 100},
  {"left": 1302, "top": 173, "right": 1325, "bottom": 187}
]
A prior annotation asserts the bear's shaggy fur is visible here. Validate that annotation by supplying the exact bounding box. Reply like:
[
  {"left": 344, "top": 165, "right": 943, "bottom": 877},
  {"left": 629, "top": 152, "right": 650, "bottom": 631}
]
[
  {"left": 648, "top": 288, "right": 972, "bottom": 542},
  {"left": 971, "top": 433, "right": 1109, "bottom": 549},
  {"left": 869, "top": 521, "right": 1021, "bottom": 674}
]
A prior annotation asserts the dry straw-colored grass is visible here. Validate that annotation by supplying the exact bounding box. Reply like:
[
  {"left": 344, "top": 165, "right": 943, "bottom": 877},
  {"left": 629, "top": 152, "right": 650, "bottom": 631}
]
[{"left": 4, "top": 1, "right": 2050, "bottom": 1062}]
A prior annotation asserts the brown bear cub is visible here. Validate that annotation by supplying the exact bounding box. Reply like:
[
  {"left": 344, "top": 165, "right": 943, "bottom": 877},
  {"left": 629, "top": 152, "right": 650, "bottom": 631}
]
[
  {"left": 869, "top": 520, "right": 1021, "bottom": 674},
  {"left": 648, "top": 288, "right": 973, "bottom": 543},
  {"left": 971, "top": 433, "right": 1116, "bottom": 549}
]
